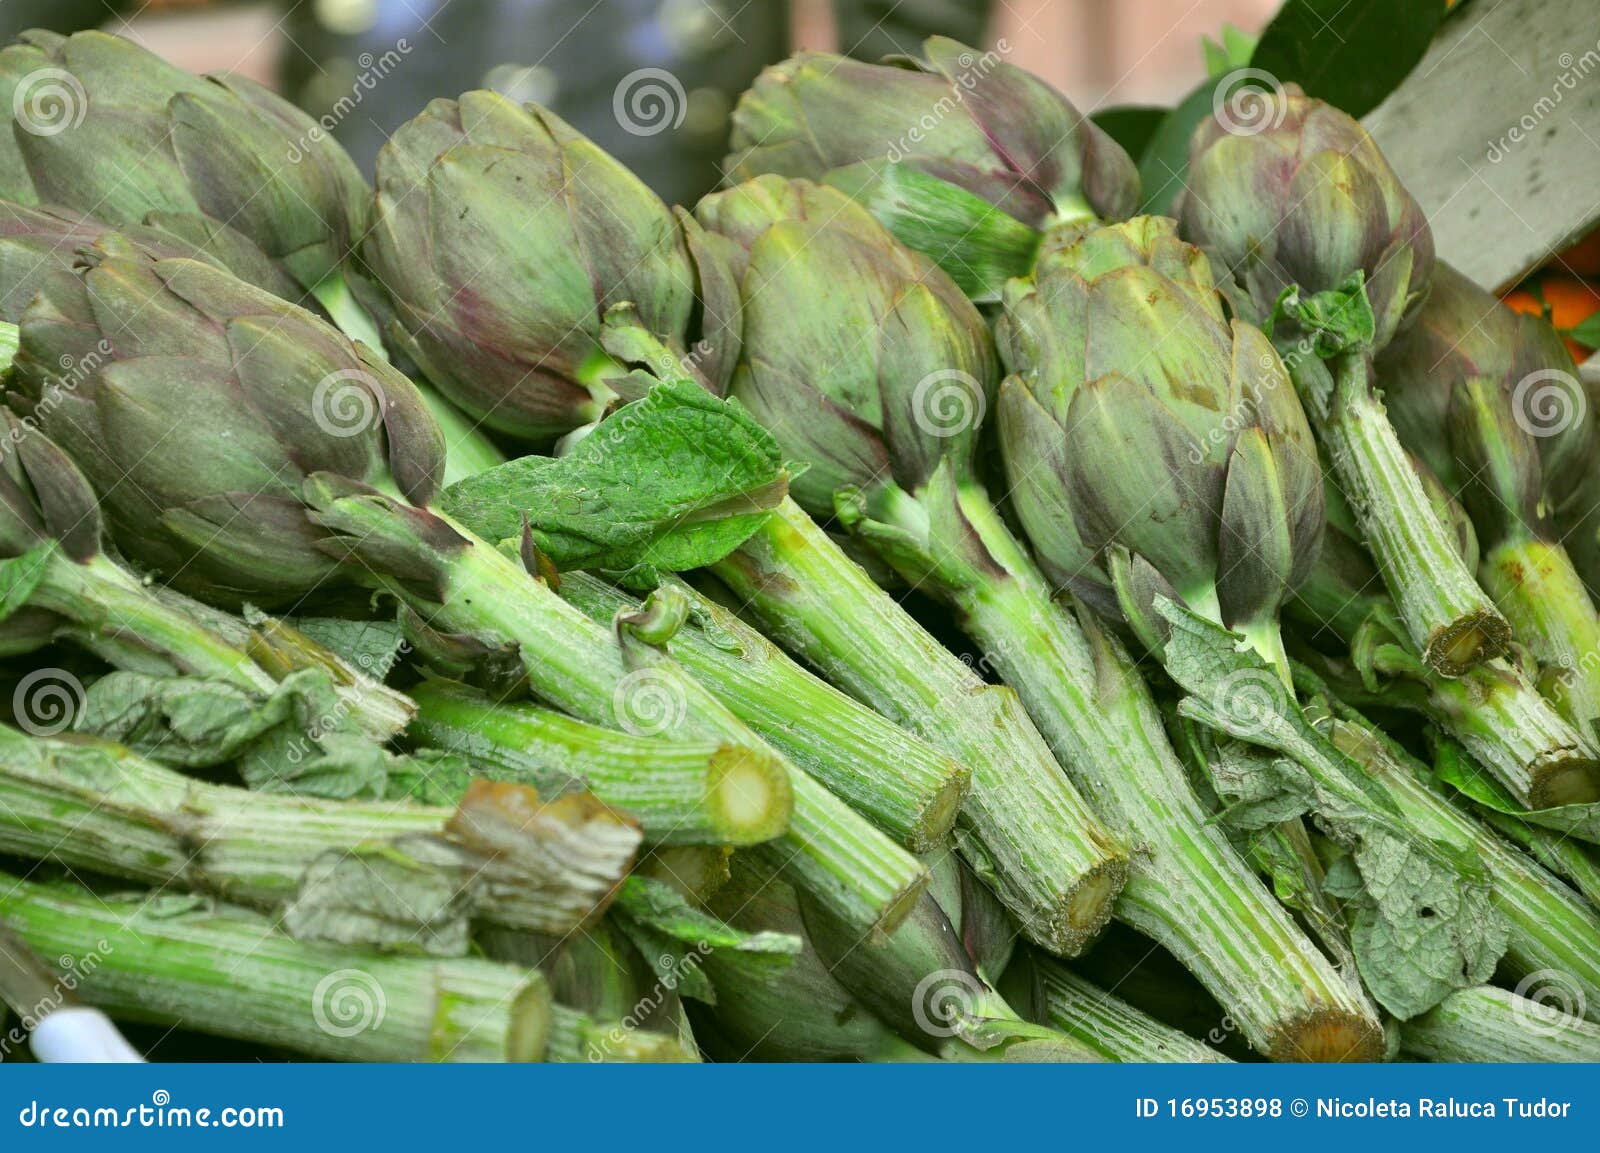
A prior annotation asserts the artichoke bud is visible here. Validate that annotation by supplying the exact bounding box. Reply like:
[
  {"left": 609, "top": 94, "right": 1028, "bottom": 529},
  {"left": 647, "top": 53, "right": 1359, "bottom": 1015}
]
[
  {"left": 698, "top": 176, "right": 997, "bottom": 516},
  {"left": 727, "top": 37, "right": 1138, "bottom": 237},
  {"left": 998, "top": 216, "right": 1323, "bottom": 637},
  {"left": 368, "top": 92, "right": 735, "bottom": 444},
  {"left": 13, "top": 248, "right": 445, "bottom": 603},
  {"left": 1, "top": 31, "right": 368, "bottom": 299},
  {"left": 725, "top": 38, "right": 1138, "bottom": 296},
  {"left": 1178, "top": 84, "right": 1433, "bottom": 352},
  {"left": 1378, "top": 261, "right": 1596, "bottom": 546}
]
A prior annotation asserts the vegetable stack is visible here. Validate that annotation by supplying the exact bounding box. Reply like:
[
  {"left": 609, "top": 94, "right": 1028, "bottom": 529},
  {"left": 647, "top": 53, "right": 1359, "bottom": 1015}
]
[{"left": 0, "top": 24, "right": 1595, "bottom": 1068}]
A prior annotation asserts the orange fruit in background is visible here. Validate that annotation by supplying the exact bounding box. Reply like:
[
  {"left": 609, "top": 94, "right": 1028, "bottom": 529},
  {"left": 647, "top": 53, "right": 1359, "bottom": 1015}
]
[{"left": 1503, "top": 276, "right": 1600, "bottom": 361}]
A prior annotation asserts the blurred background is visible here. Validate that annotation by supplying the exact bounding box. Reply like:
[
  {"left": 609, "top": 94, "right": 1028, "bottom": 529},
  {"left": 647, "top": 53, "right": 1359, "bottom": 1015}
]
[{"left": 4, "top": 0, "right": 1277, "bottom": 204}]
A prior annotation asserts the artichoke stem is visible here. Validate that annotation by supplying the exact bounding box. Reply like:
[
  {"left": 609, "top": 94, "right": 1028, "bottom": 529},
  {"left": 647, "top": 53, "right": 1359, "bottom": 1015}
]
[
  {"left": 909, "top": 481, "right": 1381, "bottom": 1059},
  {"left": 1024, "top": 954, "right": 1234, "bottom": 1062},
  {"left": 1312, "top": 690, "right": 1600, "bottom": 1024},
  {"left": 559, "top": 572, "right": 969, "bottom": 852},
  {"left": 1402, "top": 986, "right": 1600, "bottom": 1063},
  {"left": 403, "top": 513, "right": 927, "bottom": 939},
  {"left": 311, "top": 274, "right": 387, "bottom": 352},
  {"left": 709, "top": 496, "right": 1125, "bottom": 955},
  {"left": 1316, "top": 353, "right": 1509, "bottom": 675},
  {"left": 407, "top": 678, "right": 795, "bottom": 847},
  {"left": 1236, "top": 617, "right": 1295, "bottom": 692},
  {"left": 31, "top": 552, "right": 277, "bottom": 695},
  {"left": 1423, "top": 659, "right": 1600, "bottom": 808},
  {"left": 1479, "top": 536, "right": 1600, "bottom": 743},
  {"left": 0, "top": 873, "right": 552, "bottom": 1062}
]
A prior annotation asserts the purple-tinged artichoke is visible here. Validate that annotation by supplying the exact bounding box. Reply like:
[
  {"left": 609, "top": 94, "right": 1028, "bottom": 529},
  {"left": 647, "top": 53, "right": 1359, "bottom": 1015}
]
[
  {"left": 695, "top": 175, "right": 994, "bottom": 516},
  {"left": 367, "top": 92, "right": 739, "bottom": 444},
  {"left": 0, "top": 30, "right": 368, "bottom": 303},
  {"left": 997, "top": 216, "right": 1323, "bottom": 669},
  {"left": 725, "top": 38, "right": 1139, "bottom": 299},
  {"left": 1379, "top": 261, "right": 1600, "bottom": 735},
  {"left": 1177, "top": 84, "right": 1507, "bottom": 677},
  {"left": 1178, "top": 83, "right": 1432, "bottom": 352},
  {"left": 12, "top": 246, "right": 442, "bottom": 603}
]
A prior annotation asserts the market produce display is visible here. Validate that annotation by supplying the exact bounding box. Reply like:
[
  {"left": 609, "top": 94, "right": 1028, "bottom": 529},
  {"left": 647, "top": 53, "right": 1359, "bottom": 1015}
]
[{"left": 1, "top": 19, "right": 1598, "bottom": 1067}]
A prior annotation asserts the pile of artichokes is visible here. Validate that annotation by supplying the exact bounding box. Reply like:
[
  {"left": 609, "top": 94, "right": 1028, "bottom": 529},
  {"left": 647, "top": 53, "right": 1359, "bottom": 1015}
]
[{"left": 0, "top": 29, "right": 1598, "bottom": 1066}]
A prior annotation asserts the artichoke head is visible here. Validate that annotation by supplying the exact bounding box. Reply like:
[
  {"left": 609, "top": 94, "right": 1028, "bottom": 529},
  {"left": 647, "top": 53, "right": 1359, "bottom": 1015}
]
[
  {"left": 367, "top": 91, "right": 740, "bottom": 444},
  {"left": 0, "top": 30, "right": 369, "bottom": 297},
  {"left": 0, "top": 200, "right": 300, "bottom": 324},
  {"left": 997, "top": 216, "right": 1324, "bottom": 642},
  {"left": 696, "top": 176, "right": 997, "bottom": 516},
  {"left": 1177, "top": 84, "right": 1433, "bottom": 354},
  {"left": 12, "top": 246, "right": 444, "bottom": 603},
  {"left": 727, "top": 37, "right": 1138, "bottom": 234},
  {"left": 1378, "top": 261, "right": 1596, "bottom": 545}
]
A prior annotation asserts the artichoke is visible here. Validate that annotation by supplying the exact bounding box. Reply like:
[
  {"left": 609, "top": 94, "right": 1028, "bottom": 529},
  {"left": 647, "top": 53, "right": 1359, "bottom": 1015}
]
[
  {"left": 1378, "top": 261, "right": 1600, "bottom": 733},
  {"left": 367, "top": 91, "right": 739, "bottom": 443},
  {"left": 696, "top": 175, "right": 994, "bottom": 517},
  {"left": 997, "top": 216, "right": 1324, "bottom": 671},
  {"left": 700, "top": 178, "right": 1379, "bottom": 1061},
  {"left": 1176, "top": 83, "right": 1507, "bottom": 676},
  {"left": 0, "top": 405, "right": 298, "bottom": 703},
  {"left": 1179, "top": 83, "right": 1433, "bottom": 351},
  {"left": 12, "top": 245, "right": 444, "bottom": 604},
  {"left": 725, "top": 37, "right": 1139, "bottom": 298},
  {"left": 0, "top": 200, "right": 299, "bottom": 324},
  {"left": 0, "top": 30, "right": 368, "bottom": 304}
]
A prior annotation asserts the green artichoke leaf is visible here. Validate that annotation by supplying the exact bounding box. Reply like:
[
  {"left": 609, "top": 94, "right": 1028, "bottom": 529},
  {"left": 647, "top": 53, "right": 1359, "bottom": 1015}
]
[
  {"left": 823, "top": 162, "right": 1041, "bottom": 303},
  {"left": 235, "top": 727, "right": 395, "bottom": 800},
  {"left": 1432, "top": 740, "right": 1600, "bottom": 847},
  {"left": 1322, "top": 840, "right": 1505, "bottom": 1022},
  {"left": 380, "top": 749, "right": 483, "bottom": 807},
  {"left": 1160, "top": 598, "right": 1509, "bottom": 1018},
  {"left": 74, "top": 665, "right": 396, "bottom": 800},
  {"left": 611, "top": 875, "right": 802, "bottom": 1005},
  {"left": 439, "top": 379, "right": 790, "bottom": 582}
]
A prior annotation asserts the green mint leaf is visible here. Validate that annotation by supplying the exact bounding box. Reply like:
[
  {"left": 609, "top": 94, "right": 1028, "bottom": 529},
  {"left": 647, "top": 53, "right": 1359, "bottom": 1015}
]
[
  {"left": 439, "top": 378, "right": 789, "bottom": 579},
  {"left": 284, "top": 615, "right": 409, "bottom": 680}
]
